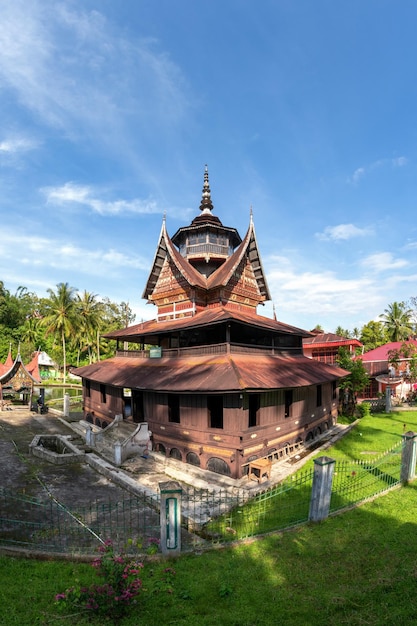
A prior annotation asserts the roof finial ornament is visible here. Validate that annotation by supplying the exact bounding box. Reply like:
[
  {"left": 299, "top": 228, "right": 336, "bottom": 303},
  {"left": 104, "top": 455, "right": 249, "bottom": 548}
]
[{"left": 199, "top": 164, "right": 214, "bottom": 213}]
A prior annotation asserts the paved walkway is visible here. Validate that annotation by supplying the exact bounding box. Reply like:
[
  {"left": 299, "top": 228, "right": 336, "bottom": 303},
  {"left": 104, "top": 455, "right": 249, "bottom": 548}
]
[
  {"left": 0, "top": 408, "right": 353, "bottom": 498},
  {"left": 0, "top": 409, "right": 355, "bottom": 553}
]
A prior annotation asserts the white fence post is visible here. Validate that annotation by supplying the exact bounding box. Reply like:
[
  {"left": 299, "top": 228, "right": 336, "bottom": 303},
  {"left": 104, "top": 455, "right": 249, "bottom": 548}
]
[
  {"left": 159, "top": 481, "right": 182, "bottom": 556},
  {"left": 401, "top": 431, "right": 417, "bottom": 483},
  {"left": 63, "top": 393, "right": 70, "bottom": 418},
  {"left": 309, "top": 455, "right": 336, "bottom": 522}
]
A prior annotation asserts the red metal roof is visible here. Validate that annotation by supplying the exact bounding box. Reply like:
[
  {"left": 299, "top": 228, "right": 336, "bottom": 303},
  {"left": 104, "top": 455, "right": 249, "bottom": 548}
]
[
  {"left": 303, "top": 332, "right": 362, "bottom": 349},
  {"left": 74, "top": 352, "right": 347, "bottom": 393},
  {"left": 360, "top": 340, "right": 417, "bottom": 362},
  {"left": 25, "top": 351, "right": 42, "bottom": 382},
  {"left": 104, "top": 305, "right": 313, "bottom": 341}
]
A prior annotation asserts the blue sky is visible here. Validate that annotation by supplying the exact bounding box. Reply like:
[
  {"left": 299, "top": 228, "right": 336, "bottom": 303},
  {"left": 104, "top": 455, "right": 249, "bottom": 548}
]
[{"left": 1, "top": 0, "right": 417, "bottom": 334}]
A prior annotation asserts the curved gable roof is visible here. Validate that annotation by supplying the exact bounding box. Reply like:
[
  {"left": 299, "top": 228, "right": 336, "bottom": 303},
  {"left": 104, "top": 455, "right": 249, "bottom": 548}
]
[
  {"left": 142, "top": 219, "right": 206, "bottom": 300},
  {"left": 207, "top": 218, "right": 271, "bottom": 300},
  {"left": 0, "top": 354, "right": 41, "bottom": 385}
]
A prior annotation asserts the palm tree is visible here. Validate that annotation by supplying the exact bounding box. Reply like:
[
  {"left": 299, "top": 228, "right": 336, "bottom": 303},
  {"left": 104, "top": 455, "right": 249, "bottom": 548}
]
[
  {"left": 380, "top": 301, "right": 414, "bottom": 342},
  {"left": 75, "top": 291, "right": 103, "bottom": 364},
  {"left": 20, "top": 316, "right": 42, "bottom": 352},
  {"left": 335, "top": 326, "right": 351, "bottom": 338},
  {"left": 41, "top": 283, "right": 77, "bottom": 383}
]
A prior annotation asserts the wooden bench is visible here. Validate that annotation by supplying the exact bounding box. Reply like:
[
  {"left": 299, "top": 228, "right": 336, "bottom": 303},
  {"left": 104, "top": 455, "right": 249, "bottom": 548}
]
[{"left": 248, "top": 458, "right": 272, "bottom": 483}]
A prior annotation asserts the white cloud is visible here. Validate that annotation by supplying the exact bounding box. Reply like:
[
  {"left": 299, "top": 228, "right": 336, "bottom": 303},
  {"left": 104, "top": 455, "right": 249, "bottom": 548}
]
[
  {"left": 351, "top": 167, "right": 365, "bottom": 184},
  {"left": 265, "top": 257, "right": 379, "bottom": 320},
  {"left": 263, "top": 246, "right": 417, "bottom": 332},
  {"left": 0, "top": 2, "right": 191, "bottom": 139},
  {"left": 392, "top": 156, "right": 407, "bottom": 167},
  {"left": 0, "top": 137, "right": 38, "bottom": 153},
  {"left": 316, "top": 223, "right": 371, "bottom": 241},
  {"left": 0, "top": 229, "right": 149, "bottom": 274},
  {"left": 348, "top": 156, "right": 408, "bottom": 185},
  {"left": 361, "top": 252, "right": 408, "bottom": 272},
  {"left": 41, "top": 182, "right": 159, "bottom": 215}
]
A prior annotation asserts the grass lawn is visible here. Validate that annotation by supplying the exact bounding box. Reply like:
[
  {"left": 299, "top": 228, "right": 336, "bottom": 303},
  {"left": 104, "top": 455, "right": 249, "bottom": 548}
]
[
  {"left": 1, "top": 410, "right": 417, "bottom": 625},
  {"left": 316, "top": 409, "right": 417, "bottom": 462}
]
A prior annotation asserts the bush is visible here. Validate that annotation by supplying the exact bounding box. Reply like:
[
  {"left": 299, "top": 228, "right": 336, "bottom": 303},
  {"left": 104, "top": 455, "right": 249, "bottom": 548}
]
[
  {"left": 356, "top": 402, "right": 371, "bottom": 418},
  {"left": 55, "top": 540, "right": 143, "bottom": 619}
]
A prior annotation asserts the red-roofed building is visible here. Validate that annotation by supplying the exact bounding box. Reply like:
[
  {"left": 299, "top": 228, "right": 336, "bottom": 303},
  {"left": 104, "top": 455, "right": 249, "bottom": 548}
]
[
  {"left": 358, "top": 340, "right": 417, "bottom": 399},
  {"left": 303, "top": 330, "right": 363, "bottom": 364},
  {"left": 75, "top": 168, "right": 348, "bottom": 479}
]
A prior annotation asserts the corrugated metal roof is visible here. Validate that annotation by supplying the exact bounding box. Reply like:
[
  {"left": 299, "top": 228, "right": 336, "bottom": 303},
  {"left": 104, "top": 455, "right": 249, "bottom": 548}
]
[
  {"left": 74, "top": 352, "right": 348, "bottom": 393},
  {"left": 360, "top": 340, "right": 417, "bottom": 362},
  {"left": 104, "top": 306, "right": 313, "bottom": 341},
  {"left": 303, "top": 332, "right": 362, "bottom": 349}
]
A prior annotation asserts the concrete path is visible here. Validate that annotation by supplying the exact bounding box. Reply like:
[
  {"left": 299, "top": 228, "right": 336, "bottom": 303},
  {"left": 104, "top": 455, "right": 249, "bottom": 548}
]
[{"left": 0, "top": 408, "right": 353, "bottom": 499}]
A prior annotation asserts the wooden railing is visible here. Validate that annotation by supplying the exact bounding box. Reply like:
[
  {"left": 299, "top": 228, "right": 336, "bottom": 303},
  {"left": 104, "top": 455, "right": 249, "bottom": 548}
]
[{"left": 116, "top": 342, "right": 301, "bottom": 359}]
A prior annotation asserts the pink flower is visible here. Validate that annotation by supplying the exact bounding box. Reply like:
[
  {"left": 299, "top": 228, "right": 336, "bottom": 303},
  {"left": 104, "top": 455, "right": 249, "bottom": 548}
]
[{"left": 55, "top": 593, "right": 66, "bottom": 601}]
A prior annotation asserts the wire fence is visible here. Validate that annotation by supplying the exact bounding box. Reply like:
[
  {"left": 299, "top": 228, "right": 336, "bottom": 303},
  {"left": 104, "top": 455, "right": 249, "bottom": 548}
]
[
  {"left": 330, "top": 441, "right": 402, "bottom": 513},
  {"left": 181, "top": 468, "right": 314, "bottom": 543},
  {"left": 0, "top": 441, "right": 405, "bottom": 555},
  {"left": 0, "top": 489, "right": 160, "bottom": 555}
]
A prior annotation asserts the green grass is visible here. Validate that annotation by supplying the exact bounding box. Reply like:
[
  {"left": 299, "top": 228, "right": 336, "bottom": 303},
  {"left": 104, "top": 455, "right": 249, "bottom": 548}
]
[
  {"left": 2, "top": 484, "right": 417, "bottom": 625},
  {"left": 319, "top": 409, "right": 417, "bottom": 461},
  {"left": 205, "top": 410, "right": 414, "bottom": 541},
  {"left": 2, "top": 410, "right": 417, "bottom": 625}
]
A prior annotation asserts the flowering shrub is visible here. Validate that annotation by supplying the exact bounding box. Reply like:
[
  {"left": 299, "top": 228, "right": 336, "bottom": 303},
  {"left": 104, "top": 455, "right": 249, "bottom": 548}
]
[
  {"left": 125, "top": 536, "right": 160, "bottom": 555},
  {"left": 146, "top": 537, "right": 160, "bottom": 555},
  {"left": 55, "top": 540, "right": 143, "bottom": 619}
]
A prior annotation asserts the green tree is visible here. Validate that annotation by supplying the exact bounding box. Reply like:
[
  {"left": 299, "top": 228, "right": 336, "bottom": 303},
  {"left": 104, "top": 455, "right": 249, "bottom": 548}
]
[
  {"left": 337, "top": 347, "right": 370, "bottom": 416},
  {"left": 41, "top": 282, "right": 77, "bottom": 383},
  {"left": 75, "top": 291, "right": 104, "bottom": 364},
  {"left": 380, "top": 301, "right": 413, "bottom": 342},
  {"left": 0, "top": 281, "right": 22, "bottom": 328},
  {"left": 360, "top": 320, "right": 389, "bottom": 352},
  {"left": 334, "top": 326, "right": 351, "bottom": 338},
  {"left": 20, "top": 316, "right": 44, "bottom": 359}
]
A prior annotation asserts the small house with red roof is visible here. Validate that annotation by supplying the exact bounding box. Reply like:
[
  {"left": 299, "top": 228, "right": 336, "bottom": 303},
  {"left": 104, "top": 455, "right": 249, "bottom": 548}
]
[
  {"left": 358, "top": 340, "right": 417, "bottom": 399},
  {"left": 303, "top": 330, "right": 363, "bottom": 365}
]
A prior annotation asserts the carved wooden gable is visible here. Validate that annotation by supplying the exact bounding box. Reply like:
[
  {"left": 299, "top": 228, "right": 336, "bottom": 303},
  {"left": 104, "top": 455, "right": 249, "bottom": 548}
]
[
  {"left": 0, "top": 361, "right": 36, "bottom": 391},
  {"left": 150, "top": 257, "right": 188, "bottom": 303},
  {"left": 223, "top": 256, "right": 263, "bottom": 309},
  {"left": 151, "top": 257, "right": 200, "bottom": 320}
]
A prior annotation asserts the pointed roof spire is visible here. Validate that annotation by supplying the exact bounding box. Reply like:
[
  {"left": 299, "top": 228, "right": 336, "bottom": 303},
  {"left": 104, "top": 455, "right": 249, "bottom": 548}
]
[{"left": 199, "top": 165, "right": 214, "bottom": 213}]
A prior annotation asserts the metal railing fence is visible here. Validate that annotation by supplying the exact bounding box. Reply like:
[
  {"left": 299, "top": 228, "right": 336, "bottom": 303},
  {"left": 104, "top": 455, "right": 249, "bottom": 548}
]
[
  {"left": 0, "top": 441, "right": 405, "bottom": 554},
  {"left": 329, "top": 441, "right": 402, "bottom": 513},
  {"left": 0, "top": 489, "right": 160, "bottom": 554}
]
